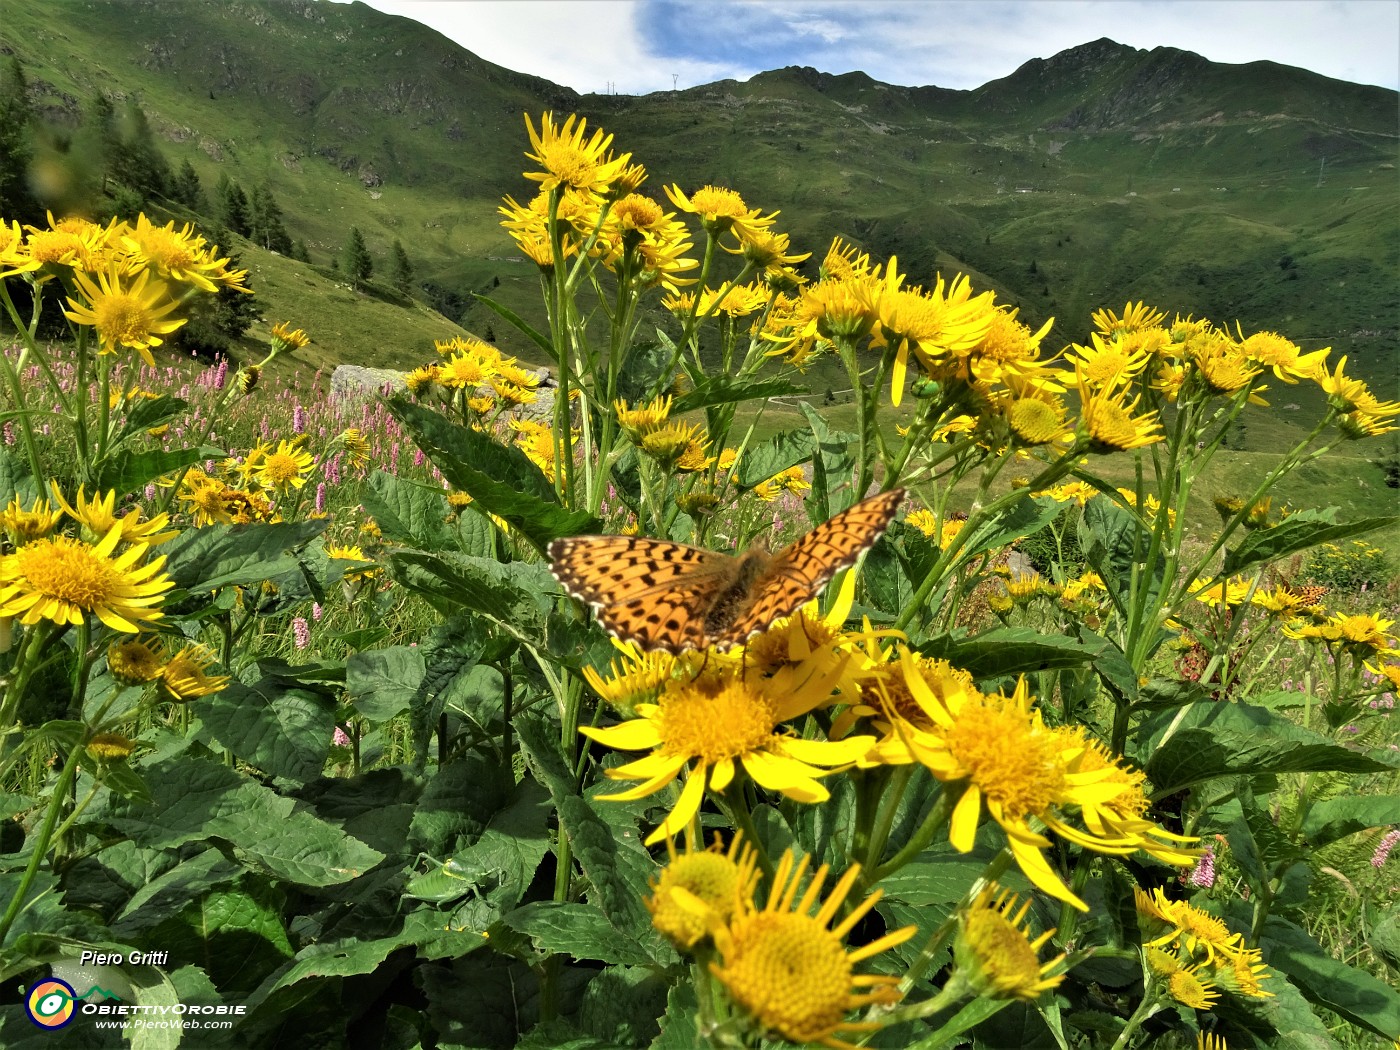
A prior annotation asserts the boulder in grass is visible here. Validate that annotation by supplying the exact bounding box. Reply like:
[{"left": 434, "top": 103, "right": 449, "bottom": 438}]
[{"left": 331, "top": 365, "right": 407, "bottom": 399}]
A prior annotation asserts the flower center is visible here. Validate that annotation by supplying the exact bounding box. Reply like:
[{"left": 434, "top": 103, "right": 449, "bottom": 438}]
[
  {"left": 963, "top": 908, "right": 1042, "bottom": 995},
  {"left": 657, "top": 680, "right": 776, "bottom": 765},
  {"left": 94, "top": 292, "right": 152, "bottom": 345},
  {"left": 945, "top": 698, "right": 1063, "bottom": 819},
  {"left": 720, "top": 912, "right": 852, "bottom": 1043},
  {"left": 261, "top": 452, "right": 303, "bottom": 484},
  {"left": 16, "top": 537, "right": 118, "bottom": 608}
]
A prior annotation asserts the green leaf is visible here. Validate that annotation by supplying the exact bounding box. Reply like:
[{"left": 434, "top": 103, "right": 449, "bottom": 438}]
[
  {"left": 162, "top": 520, "right": 329, "bottom": 592},
  {"left": 111, "top": 394, "right": 187, "bottom": 443},
  {"left": 0, "top": 446, "right": 39, "bottom": 504},
  {"left": 1223, "top": 510, "right": 1400, "bottom": 576},
  {"left": 198, "top": 675, "right": 335, "bottom": 784},
  {"left": 1140, "top": 702, "right": 1397, "bottom": 795},
  {"left": 447, "top": 778, "right": 551, "bottom": 909},
  {"left": 650, "top": 982, "right": 699, "bottom": 1050},
  {"left": 1300, "top": 796, "right": 1400, "bottom": 848},
  {"left": 96, "top": 444, "right": 225, "bottom": 497},
  {"left": 360, "top": 469, "right": 467, "bottom": 552},
  {"left": 1261, "top": 915, "right": 1400, "bottom": 1038},
  {"left": 386, "top": 398, "right": 596, "bottom": 550},
  {"left": 347, "top": 646, "right": 428, "bottom": 721},
  {"left": 916, "top": 628, "right": 1099, "bottom": 681},
  {"left": 1079, "top": 496, "right": 1160, "bottom": 616},
  {"left": 388, "top": 550, "right": 552, "bottom": 636},
  {"left": 1369, "top": 906, "right": 1400, "bottom": 971},
  {"left": 113, "top": 848, "right": 242, "bottom": 937},
  {"left": 516, "top": 715, "right": 667, "bottom": 964},
  {"left": 500, "top": 902, "right": 655, "bottom": 965},
  {"left": 733, "top": 428, "right": 816, "bottom": 488},
  {"left": 474, "top": 292, "right": 555, "bottom": 358},
  {"left": 574, "top": 966, "right": 668, "bottom": 1048},
  {"left": 672, "top": 375, "right": 803, "bottom": 413},
  {"left": 105, "top": 755, "right": 383, "bottom": 886},
  {"left": 957, "top": 495, "right": 1061, "bottom": 564}
]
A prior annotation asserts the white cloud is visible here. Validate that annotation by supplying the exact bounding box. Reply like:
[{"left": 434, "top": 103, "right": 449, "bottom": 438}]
[{"left": 338, "top": 0, "right": 1400, "bottom": 95}]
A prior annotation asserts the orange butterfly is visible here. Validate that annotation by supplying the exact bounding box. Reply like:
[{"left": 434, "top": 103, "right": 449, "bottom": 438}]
[{"left": 548, "top": 488, "right": 905, "bottom": 653}]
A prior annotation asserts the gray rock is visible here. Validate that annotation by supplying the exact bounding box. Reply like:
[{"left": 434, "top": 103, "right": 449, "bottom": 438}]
[{"left": 330, "top": 365, "right": 407, "bottom": 399}]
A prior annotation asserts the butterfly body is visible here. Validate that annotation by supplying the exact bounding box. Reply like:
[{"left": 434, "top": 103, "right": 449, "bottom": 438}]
[{"left": 548, "top": 488, "right": 905, "bottom": 653}]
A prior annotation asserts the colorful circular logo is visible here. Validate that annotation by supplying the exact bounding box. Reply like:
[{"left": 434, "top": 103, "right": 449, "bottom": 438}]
[{"left": 25, "top": 977, "right": 77, "bottom": 1029}]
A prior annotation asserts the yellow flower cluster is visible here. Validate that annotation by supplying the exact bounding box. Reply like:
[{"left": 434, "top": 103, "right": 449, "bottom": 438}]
[
  {"left": 107, "top": 635, "right": 230, "bottom": 701},
  {"left": 0, "top": 488, "right": 177, "bottom": 633},
  {"left": 582, "top": 573, "right": 1196, "bottom": 912},
  {"left": 647, "top": 834, "right": 914, "bottom": 1050},
  {"left": 613, "top": 395, "right": 711, "bottom": 473},
  {"left": 0, "top": 213, "right": 249, "bottom": 365},
  {"left": 176, "top": 439, "right": 316, "bottom": 526},
  {"left": 1135, "top": 887, "right": 1274, "bottom": 1008},
  {"left": 407, "top": 335, "right": 544, "bottom": 413},
  {"left": 498, "top": 113, "right": 699, "bottom": 293}
]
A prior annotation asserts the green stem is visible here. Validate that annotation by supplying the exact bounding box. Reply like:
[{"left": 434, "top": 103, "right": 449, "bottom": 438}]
[
  {"left": 872, "top": 782, "right": 958, "bottom": 883},
  {"left": 0, "top": 736, "right": 84, "bottom": 947}
]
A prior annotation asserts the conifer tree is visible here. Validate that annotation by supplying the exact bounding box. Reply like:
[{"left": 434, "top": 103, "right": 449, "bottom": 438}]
[
  {"left": 0, "top": 57, "right": 38, "bottom": 223},
  {"left": 218, "top": 176, "right": 251, "bottom": 237},
  {"left": 111, "top": 101, "right": 170, "bottom": 202},
  {"left": 345, "top": 226, "right": 373, "bottom": 288},
  {"left": 250, "top": 182, "right": 292, "bottom": 253},
  {"left": 172, "top": 159, "right": 204, "bottom": 211},
  {"left": 391, "top": 239, "right": 413, "bottom": 294},
  {"left": 83, "top": 93, "right": 120, "bottom": 195}
]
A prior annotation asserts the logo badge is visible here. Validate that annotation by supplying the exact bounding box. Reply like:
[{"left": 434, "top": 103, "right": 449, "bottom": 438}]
[{"left": 25, "top": 977, "right": 78, "bottom": 1029}]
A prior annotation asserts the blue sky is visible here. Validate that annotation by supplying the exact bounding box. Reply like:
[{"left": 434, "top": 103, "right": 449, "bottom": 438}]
[{"left": 342, "top": 0, "right": 1400, "bottom": 96}]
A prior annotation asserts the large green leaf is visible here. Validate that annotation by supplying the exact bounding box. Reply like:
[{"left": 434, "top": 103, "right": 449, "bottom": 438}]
[
  {"left": 672, "top": 375, "right": 803, "bottom": 413},
  {"left": 957, "top": 494, "right": 1061, "bottom": 564},
  {"left": 1140, "top": 702, "right": 1397, "bottom": 794},
  {"left": 1079, "top": 496, "right": 1160, "bottom": 617},
  {"left": 96, "top": 444, "right": 225, "bottom": 497},
  {"left": 499, "top": 902, "right": 656, "bottom": 965},
  {"left": 386, "top": 397, "right": 596, "bottom": 549},
  {"left": 1223, "top": 510, "right": 1400, "bottom": 576},
  {"left": 916, "top": 628, "right": 1101, "bottom": 681},
  {"left": 388, "top": 550, "right": 552, "bottom": 637},
  {"left": 1299, "top": 795, "right": 1400, "bottom": 848},
  {"left": 516, "top": 715, "right": 669, "bottom": 965},
  {"left": 1260, "top": 914, "right": 1400, "bottom": 1039},
  {"left": 198, "top": 674, "right": 336, "bottom": 783},
  {"left": 110, "top": 393, "right": 187, "bottom": 443},
  {"left": 360, "top": 468, "right": 472, "bottom": 553},
  {"left": 162, "top": 520, "right": 329, "bottom": 592},
  {"left": 104, "top": 755, "right": 383, "bottom": 886},
  {"left": 733, "top": 428, "right": 816, "bottom": 488},
  {"left": 347, "top": 645, "right": 427, "bottom": 721}
]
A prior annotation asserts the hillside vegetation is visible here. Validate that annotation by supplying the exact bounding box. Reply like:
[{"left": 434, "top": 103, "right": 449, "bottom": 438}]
[{"left": 0, "top": 0, "right": 1395, "bottom": 388}]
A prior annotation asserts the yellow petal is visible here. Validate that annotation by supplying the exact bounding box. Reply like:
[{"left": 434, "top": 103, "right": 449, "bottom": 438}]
[
  {"left": 579, "top": 718, "right": 662, "bottom": 750},
  {"left": 741, "top": 750, "right": 830, "bottom": 802},
  {"left": 948, "top": 783, "right": 981, "bottom": 852},
  {"left": 645, "top": 768, "right": 707, "bottom": 846}
]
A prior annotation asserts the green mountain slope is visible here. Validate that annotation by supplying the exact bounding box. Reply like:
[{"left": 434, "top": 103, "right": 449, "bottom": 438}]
[{"left": 0, "top": 0, "right": 1395, "bottom": 385}]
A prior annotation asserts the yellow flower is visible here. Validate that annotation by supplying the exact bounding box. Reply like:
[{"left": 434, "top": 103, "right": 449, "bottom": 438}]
[
  {"left": 270, "top": 321, "right": 310, "bottom": 352},
  {"left": 1004, "top": 385, "right": 1074, "bottom": 446},
  {"left": 583, "top": 638, "right": 686, "bottom": 712},
  {"left": 1035, "top": 480, "right": 1098, "bottom": 506},
  {"left": 0, "top": 218, "right": 40, "bottom": 279},
  {"left": 1191, "top": 575, "right": 1254, "bottom": 609},
  {"left": 876, "top": 661, "right": 1189, "bottom": 910},
  {"left": 523, "top": 112, "right": 632, "bottom": 195},
  {"left": 256, "top": 439, "right": 315, "bottom": 493},
  {"left": 63, "top": 266, "right": 187, "bottom": 366},
  {"left": 639, "top": 421, "right": 706, "bottom": 472},
  {"left": 325, "top": 543, "right": 379, "bottom": 582},
  {"left": 646, "top": 831, "right": 760, "bottom": 951},
  {"left": 614, "top": 395, "right": 673, "bottom": 440},
  {"left": 710, "top": 849, "right": 915, "bottom": 1050},
  {"left": 953, "top": 885, "right": 1066, "bottom": 1000},
  {"left": 1091, "top": 301, "right": 1167, "bottom": 337},
  {"left": 335, "top": 428, "right": 372, "bottom": 472},
  {"left": 86, "top": 732, "right": 137, "bottom": 762},
  {"left": 159, "top": 643, "right": 231, "bottom": 702},
  {"left": 0, "top": 524, "right": 173, "bottom": 631},
  {"left": 1166, "top": 962, "right": 1221, "bottom": 1010},
  {"left": 107, "top": 635, "right": 166, "bottom": 685},
  {"left": 581, "top": 657, "right": 872, "bottom": 845},
  {"left": 510, "top": 419, "right": 562, "bottom": 482},
  {"left": 1066, "top": 332, "right": 1153, "bottom": 387},
  {"left": 50, "top": 484, "right": 178, "bottom": 546},
  {"left": 1237, "top": 330, "right": 1328, "bottom": 383},
  {"left": 119, "top": 215, "right": 230, "bottom": 294},
  {"left": 177, "top": 469, "right": 235, "bottom": 526},
  {"left": 0, "top": 495, "right": 63, "bottom": 545},
  {"left": 1078, "top": 375, "right": 1163, "bottom": 452},
  {"left": 405, "top": 364, "right": 441, "bottom": 398},
  {"left": 664, "top": 183, "right": 777, "bottom": 241},
  {"left": 1191, "top": 331, "right": 1263, "bottom": 397},
  {"left": 1134, "top": 887, "right": 1246, "bottom": 966}
]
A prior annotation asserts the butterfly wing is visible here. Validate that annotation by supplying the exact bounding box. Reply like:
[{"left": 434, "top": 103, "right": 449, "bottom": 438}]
[
  {"left": 720, "top": 487, "right": 905, "bottom": 645},
  {"left": 547, "top": 535, "right": 735, "bottom": 653}
]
